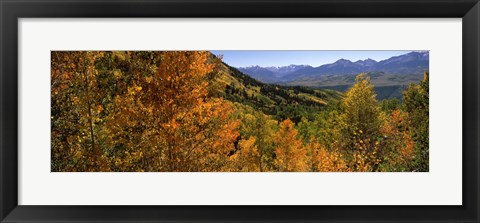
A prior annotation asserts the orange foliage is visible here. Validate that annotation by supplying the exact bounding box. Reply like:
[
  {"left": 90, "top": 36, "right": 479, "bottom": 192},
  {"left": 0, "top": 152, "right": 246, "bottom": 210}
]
[
  {"left": 306, "top": 139, "right": 347, "bottom": 172},
  {"left": 105, "top": 52, "right": 239, "bottom": 171},
  {"left": 274, "top": 119, "right": 306, "bottom": 172},
  {"left": 381, "top": 109, "right": 415, "bottom": 170},
  {"left": 51, "top": 51, "right": 109, "bottom": 171},
  {"left": 228, "top": 136, "right": 261, "bottom": 171},
  {"left": 52, "top": 51, "right": 238, "bottom": 172}
]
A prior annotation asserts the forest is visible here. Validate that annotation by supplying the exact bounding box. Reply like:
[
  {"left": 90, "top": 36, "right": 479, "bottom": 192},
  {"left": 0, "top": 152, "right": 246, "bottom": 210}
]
[{"left": 51, "top": 51, "right": 429, "bottom": 172}]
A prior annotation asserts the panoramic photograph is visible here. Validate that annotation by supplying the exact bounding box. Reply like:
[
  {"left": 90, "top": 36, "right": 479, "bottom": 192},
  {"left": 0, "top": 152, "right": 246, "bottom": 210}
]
[{"left": 51, "top": 50, "right": 429, "bottom": 172}]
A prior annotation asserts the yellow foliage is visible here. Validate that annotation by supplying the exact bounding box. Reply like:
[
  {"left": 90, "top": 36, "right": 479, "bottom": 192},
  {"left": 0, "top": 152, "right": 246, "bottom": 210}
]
[
  {"left": 228, "top": 136, "right": 261, "bottom": 172},
  {"left": 274, "top": 119, "right": 306, "bottom": 172}
]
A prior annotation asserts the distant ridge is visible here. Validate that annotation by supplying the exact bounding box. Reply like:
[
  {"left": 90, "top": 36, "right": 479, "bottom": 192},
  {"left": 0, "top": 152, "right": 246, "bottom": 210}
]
[{"left": 237, "top": 51, "right": 429, "bottom": 85}]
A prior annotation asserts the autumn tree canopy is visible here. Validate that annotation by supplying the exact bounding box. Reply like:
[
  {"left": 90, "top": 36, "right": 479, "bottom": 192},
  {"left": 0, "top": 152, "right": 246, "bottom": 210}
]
[{"left": 51, "top": 51, "right": 429, "bottom": 172}]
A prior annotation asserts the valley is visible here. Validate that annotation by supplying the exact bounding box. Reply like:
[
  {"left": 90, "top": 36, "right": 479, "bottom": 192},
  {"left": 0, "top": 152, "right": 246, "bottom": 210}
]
[{"left": 236, "top": 51, "right": 429, "bottom": 100}]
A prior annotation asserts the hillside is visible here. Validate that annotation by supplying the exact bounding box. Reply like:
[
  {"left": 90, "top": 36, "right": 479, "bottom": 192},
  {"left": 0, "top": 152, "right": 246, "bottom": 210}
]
[
  {"left": 211, "top": 61, "right": 343, "bottom": 122},
  {"left": 319, "top": 84, "right": 407, "bottom": 101},
  {"left": 286, "top": 71, "right": 417, "bottom": 100}
]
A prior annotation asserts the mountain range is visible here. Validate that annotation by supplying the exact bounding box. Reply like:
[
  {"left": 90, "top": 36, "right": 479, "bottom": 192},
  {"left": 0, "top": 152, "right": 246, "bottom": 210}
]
[{"left": 237, "top": 51, "right": 429, "bottom": 87}]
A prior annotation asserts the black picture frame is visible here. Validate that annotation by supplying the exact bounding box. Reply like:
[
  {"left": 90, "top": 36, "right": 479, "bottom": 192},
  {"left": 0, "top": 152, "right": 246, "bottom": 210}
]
[{"left": 1, "top": 0, "right": 479, "bottom": 222}]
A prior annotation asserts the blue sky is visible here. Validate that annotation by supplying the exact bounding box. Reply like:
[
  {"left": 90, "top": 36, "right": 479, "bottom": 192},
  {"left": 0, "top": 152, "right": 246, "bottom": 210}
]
[{"left": 210, "top": 50, "right": 413, "bottom": 67}]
